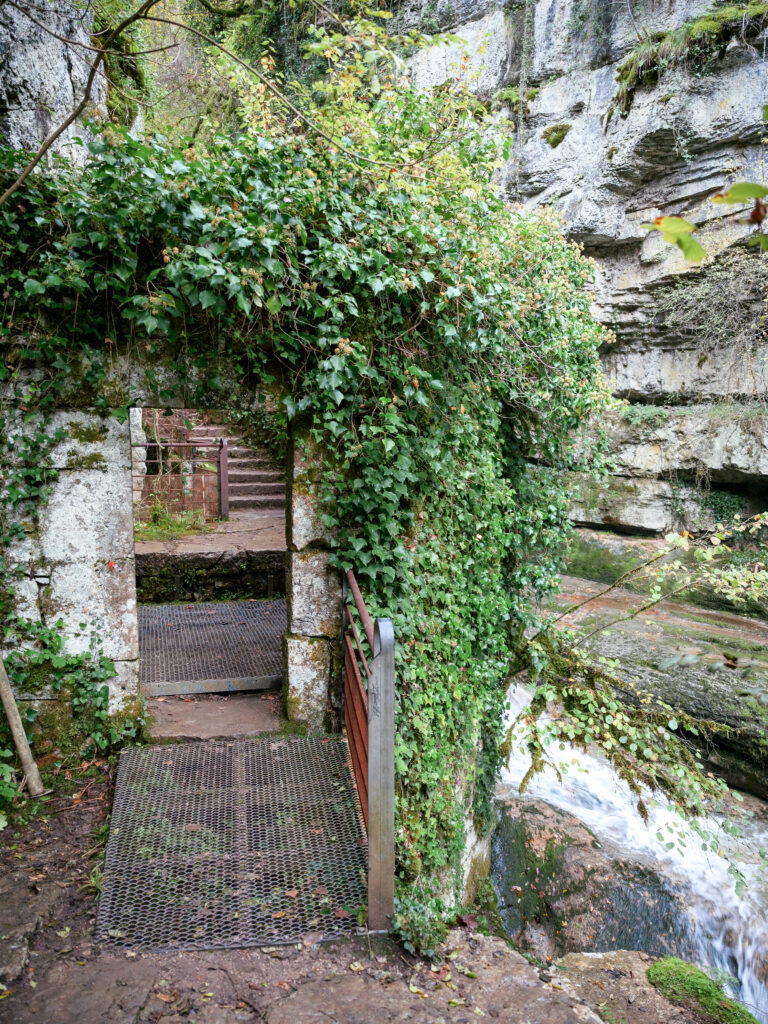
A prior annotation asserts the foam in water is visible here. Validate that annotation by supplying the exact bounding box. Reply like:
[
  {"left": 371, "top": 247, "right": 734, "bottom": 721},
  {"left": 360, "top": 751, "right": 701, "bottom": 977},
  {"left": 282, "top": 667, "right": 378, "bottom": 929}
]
[{"left": 499, "top": 683, "right": 768, "bottom": 1023}]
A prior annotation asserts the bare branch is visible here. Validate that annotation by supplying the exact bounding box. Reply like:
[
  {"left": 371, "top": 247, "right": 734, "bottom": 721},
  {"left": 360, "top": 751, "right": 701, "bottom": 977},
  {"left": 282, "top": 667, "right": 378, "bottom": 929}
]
[
  {"left": 5, "top": 0, "right": 178, "bottom": 57},
  {"left": 0, "top": 0, "right": 164, "bottom": 209}
]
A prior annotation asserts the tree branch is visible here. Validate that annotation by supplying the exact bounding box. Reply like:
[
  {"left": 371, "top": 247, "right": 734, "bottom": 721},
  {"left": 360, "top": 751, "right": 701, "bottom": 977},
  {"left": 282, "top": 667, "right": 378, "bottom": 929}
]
[{"left": 0, "top": 0, "right": 163, "bottom": 209}]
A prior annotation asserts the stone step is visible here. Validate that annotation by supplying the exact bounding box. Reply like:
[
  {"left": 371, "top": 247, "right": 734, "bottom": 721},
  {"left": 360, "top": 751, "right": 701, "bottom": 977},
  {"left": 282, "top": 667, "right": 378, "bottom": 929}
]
[
  {"left": 229, "top": 481, "right": 285, "bottom": 496},
  {"left": 228, "top": 456, "right": 278, "bottom": 471},
  {"left": 229, "top": 494, "right": 286, "bottom": 510},
  {"left": 228, "top": 469, "right": 284, "bottom": 484}
]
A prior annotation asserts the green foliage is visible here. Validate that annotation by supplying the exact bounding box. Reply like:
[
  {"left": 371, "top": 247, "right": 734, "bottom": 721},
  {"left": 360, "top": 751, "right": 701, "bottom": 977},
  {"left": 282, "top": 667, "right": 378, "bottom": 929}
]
[
  {"left": 391, "top": 886, "right": 449, "bottom": 959},
  {"left": 514, "top": 634, "right": 733, "bottom": 830},
  {"left": 609, "top": 2, "right": 768, "bottom": 121},
  {"left": 702, "top": 488, "right": 747, "bottom": 523},
  {"left": 134, "top": 496, "right": 211, "bottom": 541},
  {"left": 0, "top": 46, "right": 610, "bottom": 878},
  {"left": 647, "top": 957, "right": 760, "bottom": 1024}
]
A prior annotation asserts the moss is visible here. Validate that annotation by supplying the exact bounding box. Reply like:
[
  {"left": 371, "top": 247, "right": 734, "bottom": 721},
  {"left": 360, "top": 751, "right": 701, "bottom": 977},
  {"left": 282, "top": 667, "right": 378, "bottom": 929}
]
[
  {"left": 647, "top": 957, "right": 760, "bottom": 1024},
  {"left": 67, "top": 422, "right": 108, "bottom": 444},
  {"left": 606, "top": 146, "right": 618, "bottom": 160},
  {"left": 492, "top": 85, "right": 540, "bottom": 116},
  {"left": 609, "top": 3, "right": 768, "bottom": 121},
  {"left": 542, "top": 123, "right": 572, "bottom": 148},
  {"left": 65, "top": 449, "right": 108, "bottom": 470}
]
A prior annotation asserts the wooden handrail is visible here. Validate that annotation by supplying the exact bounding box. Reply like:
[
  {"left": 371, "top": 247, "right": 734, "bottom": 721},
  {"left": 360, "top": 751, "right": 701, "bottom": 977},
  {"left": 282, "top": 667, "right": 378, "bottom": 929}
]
[{"left": 343, "top": 571, "right": 395, "bottom": 933}]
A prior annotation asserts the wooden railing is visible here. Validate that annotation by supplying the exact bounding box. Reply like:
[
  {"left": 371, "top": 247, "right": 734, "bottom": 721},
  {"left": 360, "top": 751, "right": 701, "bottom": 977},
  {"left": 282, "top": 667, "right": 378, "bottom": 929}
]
[{"left": 343, "top": 569, "right": 395, "bottom": 932}]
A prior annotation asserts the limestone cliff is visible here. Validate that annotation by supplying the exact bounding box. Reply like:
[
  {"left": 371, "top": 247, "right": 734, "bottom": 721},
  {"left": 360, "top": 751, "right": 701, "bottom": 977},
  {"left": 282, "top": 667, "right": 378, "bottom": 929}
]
[
  {"left": 0, "top": 0, "right": 107, "bottom": 161},
  {"left": 408, "top": 0, "right": 768, "bottom": 533}
]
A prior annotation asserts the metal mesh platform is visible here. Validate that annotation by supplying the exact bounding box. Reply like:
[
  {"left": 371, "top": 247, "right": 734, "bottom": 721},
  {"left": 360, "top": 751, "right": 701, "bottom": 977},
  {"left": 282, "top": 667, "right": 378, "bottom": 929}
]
[
  {"left": 138, "top": 599, "right": 285, "bottom": 695},
  {"left": 97, "top": 737, "right": 367, "bottom": 951}
]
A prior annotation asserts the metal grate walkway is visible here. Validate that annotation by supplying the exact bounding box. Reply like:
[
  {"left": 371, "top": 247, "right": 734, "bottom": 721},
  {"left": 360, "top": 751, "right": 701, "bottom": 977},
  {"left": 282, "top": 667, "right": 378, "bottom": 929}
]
[
  {"left": 138, "top": 599, "right": 285, "bottom": 696},
  {"left": 97, "top": 737, "right": 367, "bottom": 951}
]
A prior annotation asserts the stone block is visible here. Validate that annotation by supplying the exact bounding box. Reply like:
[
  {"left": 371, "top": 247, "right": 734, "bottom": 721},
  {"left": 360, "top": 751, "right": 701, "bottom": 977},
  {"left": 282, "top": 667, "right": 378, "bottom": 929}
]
[
  {"left": 569, "top": 473, "right": 674, "bottom": 534},
  {"left": 288, "top": 551, "right": 342, "bottom": 637},
  {"left": 39, "top": 466, "right": 133, "bottom": 563},
  {"left": 283, "top": 634, "right": 330, "bottom": 733},
  {"left": 110, "top": 659, "right": 140, "bottom": 705},
  {"left": 288, "top": 484, "right": 334, "bottom": 551},
  {"left": 48, "top": 412, "right": 131, "bottom": 471},
  {"left": 44, "top": 558, "right": 138, "bottom": 661}
]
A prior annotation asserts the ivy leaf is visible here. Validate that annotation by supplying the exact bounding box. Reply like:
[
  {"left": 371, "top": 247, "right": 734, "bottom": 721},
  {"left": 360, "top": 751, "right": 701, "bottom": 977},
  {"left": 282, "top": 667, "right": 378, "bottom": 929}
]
[
  {"left": 711, "top": 183, "right": 768, "bottom": 204},
  {"left": 266, "top": 294, "right": 282, "bottom": 314},
  {"left": 675, "top": 234, "right": 705, "bottom": 263},
  {"left": 23, "top": 277, "right": 46, "bottom": 297},
  {"left": 112, "top": 407, "right": 128, "bottom": 425}
]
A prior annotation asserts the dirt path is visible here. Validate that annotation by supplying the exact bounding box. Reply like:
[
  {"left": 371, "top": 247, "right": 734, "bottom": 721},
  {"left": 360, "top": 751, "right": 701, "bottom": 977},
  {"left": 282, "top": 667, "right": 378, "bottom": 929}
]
[{"left": 0, "top": 766, "right": 714, "bottom": 1024}]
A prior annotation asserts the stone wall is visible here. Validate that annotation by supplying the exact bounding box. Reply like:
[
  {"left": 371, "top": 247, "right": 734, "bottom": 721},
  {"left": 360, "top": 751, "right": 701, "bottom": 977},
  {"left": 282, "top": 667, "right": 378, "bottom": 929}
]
[
  {"left": 5, "top": 399, "right": 341, "bottom": 726},
  {"left": 408, "top": 0, "right": 768, "bottom": 534},
  {"left": 0, "top": 0, "right": 107, "bottom": 161},
  {"left": 283, "top": 430, "right": 343, "bottom": 733},
  {"left": 4, "top": 411, "right": 139, "bottom": 706}
]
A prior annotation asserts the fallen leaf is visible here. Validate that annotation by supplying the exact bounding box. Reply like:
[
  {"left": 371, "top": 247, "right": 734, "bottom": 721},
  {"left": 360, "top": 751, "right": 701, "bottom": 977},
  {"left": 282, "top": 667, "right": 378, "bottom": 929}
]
[
  {"left": 184, "top": 823, "right": 202, "bottom": 833},
  {"left": 349, "top": 961, "right": 364, "bottom": 972},
  {"left": 285, "top": 889, "right": 299, "bottom": 899},
  {"left": 334, "top": 907, "right": 351, "bottom": 919},
  {"left": 56, "top": 927, "right": 71, "bottom": 938},
  {"left": 271, "top": 910, "right": 287, "bottom": 919},
  {"left": 302, "top": 931, "right": 324, "bottom": 948}
]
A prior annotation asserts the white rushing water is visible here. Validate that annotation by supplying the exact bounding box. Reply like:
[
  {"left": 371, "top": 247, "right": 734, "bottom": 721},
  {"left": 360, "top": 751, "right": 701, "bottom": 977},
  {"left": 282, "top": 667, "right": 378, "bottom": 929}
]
[{"left": 499, "top": 683, "right": 768, "bottom": 1023}]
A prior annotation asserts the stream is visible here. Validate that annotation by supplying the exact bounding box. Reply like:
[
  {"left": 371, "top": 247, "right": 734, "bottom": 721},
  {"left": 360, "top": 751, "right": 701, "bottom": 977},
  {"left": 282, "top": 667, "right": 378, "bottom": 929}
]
[{"left": 499, "top": 681, "right": 768, "bottom": 1023}]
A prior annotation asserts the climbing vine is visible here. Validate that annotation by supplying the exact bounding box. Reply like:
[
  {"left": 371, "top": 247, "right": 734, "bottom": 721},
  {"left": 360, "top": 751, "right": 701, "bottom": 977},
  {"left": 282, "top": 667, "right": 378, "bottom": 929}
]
[{"left": 0, "top": 36, "right": 614, "bottom": 872}]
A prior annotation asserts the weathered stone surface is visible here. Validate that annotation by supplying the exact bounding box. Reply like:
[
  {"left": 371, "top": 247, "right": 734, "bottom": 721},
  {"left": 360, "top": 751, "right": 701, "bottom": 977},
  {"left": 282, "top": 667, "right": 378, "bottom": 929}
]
[
  {"left": 38, "top": 467, "right": 133, "bottom": 564},
  {"left": 492, "top": 798, "right": 694, "bottom": 962},
  {"left": 602, "top": 406, "right": 768, "bottom": 484},
  {"left": 288, "top": 485, "right": 335, "bottom": 551},
  {"left": 267, "top": 929, "right": 603, "bottom": 1023},
  {"left": 0, "top": 0, "right": 107, "bottom": 160},
  {"left": 135, "top": 549, "right": 285, "bottom": 603},
  {"left": 553, "top": 575, "right": 768, "bottom": 797},
  {"left": 283, "top": 633, "right": 331, "bottom": 732},
  {"left": 43, "top": 558, "right": 138, "bottom": 660},
  {"left": 556, "top": 949, "right": 689, "bottom": 1024},
  {"left": 408, "top": 0, "right": 768, "bottom": 533},
  {"left": 568, "top": 471, "right": 763, "bottom": 534},
  {"left": 288, "top": 550, "right": 343, "bottom": 637}
]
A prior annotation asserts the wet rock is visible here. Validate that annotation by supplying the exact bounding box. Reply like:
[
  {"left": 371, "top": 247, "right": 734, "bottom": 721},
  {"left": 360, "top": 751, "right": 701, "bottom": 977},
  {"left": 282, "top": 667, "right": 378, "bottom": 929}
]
[
  {"left": 491, "top": 799, "right": 695, "bottom": 962},
  {"left": 557, "top": 950, "right": 699, "bottom": 1024},
  {"left": 551, "top": 576, "right": 768, "bottom": 797},
  {"left": 135, "top": 549, "right": 286, "bottom": 603}
]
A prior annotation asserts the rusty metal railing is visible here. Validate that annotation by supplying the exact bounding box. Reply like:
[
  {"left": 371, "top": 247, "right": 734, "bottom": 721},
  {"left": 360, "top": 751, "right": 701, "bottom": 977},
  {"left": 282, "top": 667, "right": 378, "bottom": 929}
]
[
  {"left": 131, "top": 439, "right": 230, "bottom": 521},
  {"left": 343, "top": 569, "right": 395, "bottom": 932}
]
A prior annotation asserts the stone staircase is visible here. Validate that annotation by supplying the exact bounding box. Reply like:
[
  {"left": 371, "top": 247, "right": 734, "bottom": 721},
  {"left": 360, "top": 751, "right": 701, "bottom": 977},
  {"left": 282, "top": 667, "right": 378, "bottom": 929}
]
[{"left": 187, "top": 422, "right": 285, "bottom": 515}]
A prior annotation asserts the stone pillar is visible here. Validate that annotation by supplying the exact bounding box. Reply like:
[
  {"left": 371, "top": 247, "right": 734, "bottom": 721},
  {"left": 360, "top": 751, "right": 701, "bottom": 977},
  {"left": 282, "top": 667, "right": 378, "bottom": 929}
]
[
  {"left": 283, "top": 429, "right": 342, "bottom": 733},
  {"left": 4, "top": 411, "right": 139, "bottom": 707}
]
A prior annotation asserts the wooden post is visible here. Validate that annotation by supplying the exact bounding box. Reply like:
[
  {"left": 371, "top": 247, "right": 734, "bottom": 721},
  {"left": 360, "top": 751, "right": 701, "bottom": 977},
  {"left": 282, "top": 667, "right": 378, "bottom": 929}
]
[
  {"left": 367, "top": 618, "right": 395, "bottom": 931},
  {"left": 0, "top": 658, "right": 44, "bottom": 797},
  {"left": 218, "top": 437, "right": 229, "bottom": 519}
]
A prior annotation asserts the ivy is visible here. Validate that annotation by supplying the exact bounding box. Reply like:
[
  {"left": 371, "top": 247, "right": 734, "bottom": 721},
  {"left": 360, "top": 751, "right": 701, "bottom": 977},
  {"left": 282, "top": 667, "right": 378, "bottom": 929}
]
[{"left": 0, "top": 61, "right": 613, "bottom": 878}]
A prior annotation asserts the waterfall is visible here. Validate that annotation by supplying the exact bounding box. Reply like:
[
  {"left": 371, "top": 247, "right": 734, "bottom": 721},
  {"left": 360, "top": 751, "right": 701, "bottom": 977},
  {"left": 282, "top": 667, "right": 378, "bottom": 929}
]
[{"left": 499, "top": 683, "right": 768, "bottom": 1023}]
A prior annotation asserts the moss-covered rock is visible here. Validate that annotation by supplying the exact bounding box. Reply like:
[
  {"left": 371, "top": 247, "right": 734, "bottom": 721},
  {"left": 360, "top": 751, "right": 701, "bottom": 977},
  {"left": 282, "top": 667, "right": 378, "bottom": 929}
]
[{"left": 647, "top": 956, "right": 760, "bottom": 1024}]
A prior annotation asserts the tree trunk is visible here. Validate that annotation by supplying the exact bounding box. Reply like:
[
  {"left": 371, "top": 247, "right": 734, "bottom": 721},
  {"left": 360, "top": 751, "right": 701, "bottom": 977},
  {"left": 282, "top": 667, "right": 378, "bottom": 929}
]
[{"left": 0, "top": 658, "right": 44, "bottom": 798}]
